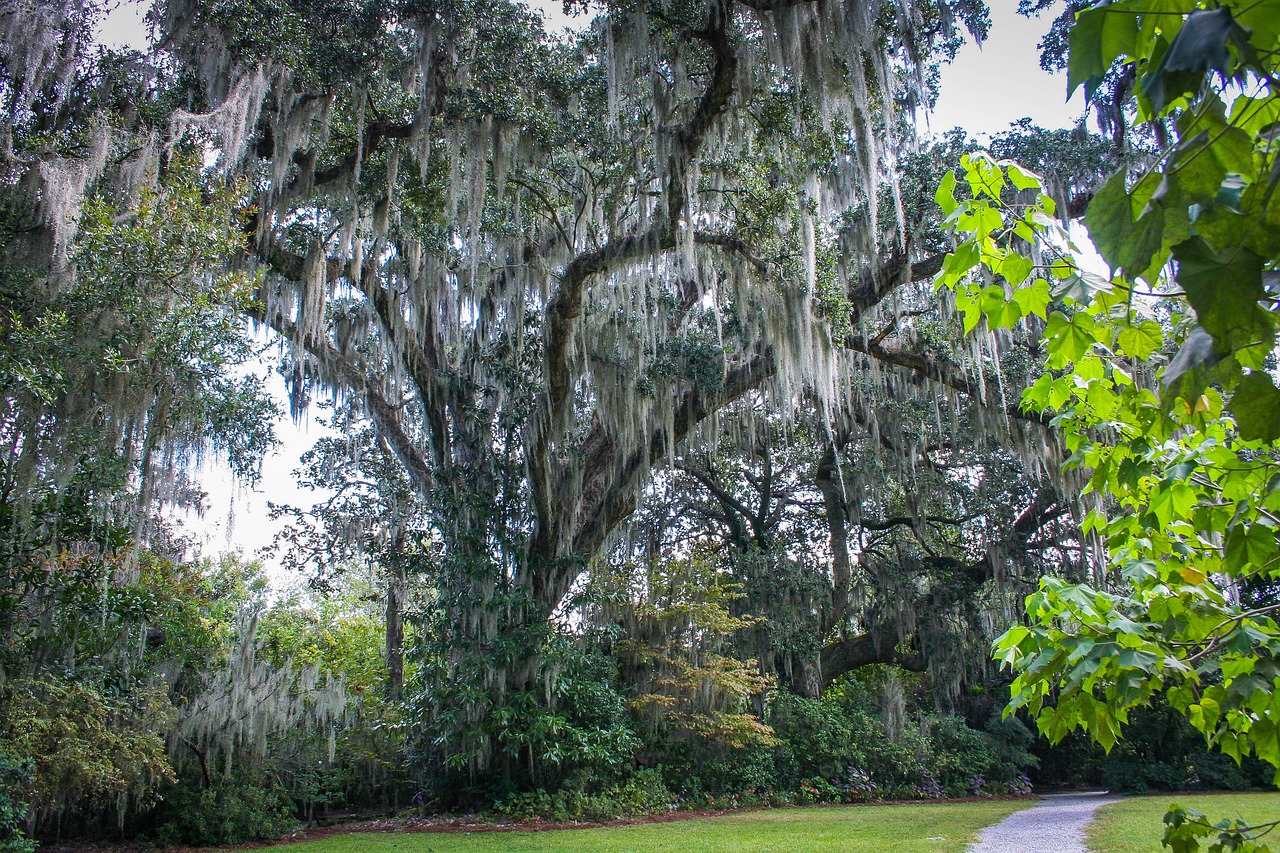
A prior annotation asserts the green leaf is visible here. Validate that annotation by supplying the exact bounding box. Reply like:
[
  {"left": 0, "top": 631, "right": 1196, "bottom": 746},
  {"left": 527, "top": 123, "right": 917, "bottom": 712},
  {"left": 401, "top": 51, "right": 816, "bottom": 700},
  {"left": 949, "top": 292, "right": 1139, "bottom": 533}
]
[
  {"left": 1068, "top": 3, "right": 1140, "bottom": 99},
  {"left": 1011, "top": 279, "right": 1051, "bottom": 319},
  {"left": 1233, "top": 0, "right": 1280, "bottom": 49},
  {"left": 1142, "top": 8, "right": 1240, "bottom": 113},
  {"left": 981, "top": 285, "right": 1023, "bottom": 329},
  {"left": 941, "top": 240, "right": 981, "bottom": 287},
  {"left": 1084, "top": 170, "right": 1132, "bottom": 272},
  {"left": 999, "top": 252, "right": 1035, "bottom": 287},
  {"left": 1119, "top": 209, "right": 1165, "bottom": 278},
  {"left": 955, "top": 286, "right": 982, "bottom": 335},
  {"left": 1162, "top": 325, "right": 1223, "bottom": 403},
  {"left": 1181, "top": 108, "right": 1255, "bottom": 179},
  {"left": 1174, "top": 237, "right": 1272, "bottom": 357},
  {"left": 1224, "top": 519, "right": 1277, "bottom": 572},
  {"left": 1196, "top": 185, "right": 1280, "bottom": 261},
  {"left": 1116, "top": 320, "right": 1164, "bottom": 360},
  {"left": 1006, "top": 163, "right": 1043, "bottom": 191},
  {"left": 1251, "top": 719, "right": 1280, "bottom": 767},
  {"left": 1231, "top": 371, "right": 1280, "bottom": 443},
  {"left": 1150, "top": 481, "right": 1197, "bottom": 528},
  {"left": 935, "top": 170, "right": 958, "bottom": 216},
  {"left": 1044, "top": 311, "right": 1097, "bottom": 365}
]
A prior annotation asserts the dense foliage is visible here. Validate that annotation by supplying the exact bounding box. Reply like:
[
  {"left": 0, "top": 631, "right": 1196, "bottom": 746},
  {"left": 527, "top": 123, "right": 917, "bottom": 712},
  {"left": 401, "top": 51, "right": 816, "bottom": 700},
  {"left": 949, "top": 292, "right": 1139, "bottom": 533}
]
[{"left": 935, "top": 0, "right": 1280, "bottom": 848}]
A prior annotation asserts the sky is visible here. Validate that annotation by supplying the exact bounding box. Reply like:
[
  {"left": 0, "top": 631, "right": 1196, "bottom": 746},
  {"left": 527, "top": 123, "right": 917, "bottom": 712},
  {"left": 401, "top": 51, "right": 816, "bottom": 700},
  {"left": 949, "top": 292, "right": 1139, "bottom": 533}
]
[
  {"left": 929, "top": 3, "right": 1085, "bottom": 137},
  {"left": 94, "top": 0, "right": 1088, "bottom": 578}
]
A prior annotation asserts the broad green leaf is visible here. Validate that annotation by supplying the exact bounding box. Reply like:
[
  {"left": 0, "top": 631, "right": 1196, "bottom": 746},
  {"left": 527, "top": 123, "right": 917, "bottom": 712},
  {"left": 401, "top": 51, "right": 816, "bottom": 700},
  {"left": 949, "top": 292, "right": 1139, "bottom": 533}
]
[
  {"left": 1174, "top": 237, "right": 1272, "bottom": 356},
  {"left": 954, "top": 286, "right": 982, "bottom": 335},
  {"left": 1162, "top": 325, "right": 1223, "bottom": 403},
  {"left": 941, "top": 240, "right": 981, "bottom": 286},
  {"left": 1011, "top": 279, "right": 1052, "bottom": 319},
  {"left": 1142, "top": 8, "right": 1240, "bottom": 113},
  {"left": 1252, "top": 719, "right": 1280, "bottom": 767},
  {"left": 999, "top": 252, "right": 1035, "bottom": 286},
  {"left": 981, "top": 284, "right": 1023, "bottom": 328},
  {"left": 1084, "top": 170, "right": 1132, "bottom": 272},
  {"left": 1183, "top": 110, "right": 1255, "bottom": 178},
  {"left": 1068, "top": 3, "right": 1140, "bottom": 98},
  {"left": 958, "top": 203, "right": 1004, "bottom": 237},
  {"left": 1116, "top": 320, "right": 1164, "bottom": 360},
  {"left": 1196, "top": 191, "right": 1280, "bottom": 261},
  {"left": 1044, "top": 311, "right": 1098, "bottom": 366},
  {"left": 1233, "top": 0, "right": 1280, "bottom": 47},
  {"left": 935, "top": 170, "right": 958, "bottom": 216},
  {"left": 1224, "top": 519, "right": 1277, "bottom": 572},
  {"left": 1231, "top": 371, "right": 1280, "bottom": 443},
  {"left": 1119, "top": 210, "right": 1165, "bottom": 278},
  {"left": 1150, "top": 481, "right": 1197, "bottom": 528},
  {"left": 1006, "top": 163, "right": 1043, "bottom": 191}
]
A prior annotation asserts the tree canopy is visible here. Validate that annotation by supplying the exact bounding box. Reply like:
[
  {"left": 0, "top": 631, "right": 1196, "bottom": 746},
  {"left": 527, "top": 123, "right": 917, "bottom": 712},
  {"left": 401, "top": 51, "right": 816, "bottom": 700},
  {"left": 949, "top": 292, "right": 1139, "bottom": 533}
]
[{"left": 1, "top": 0, "right": 1088, "bottom": 784}]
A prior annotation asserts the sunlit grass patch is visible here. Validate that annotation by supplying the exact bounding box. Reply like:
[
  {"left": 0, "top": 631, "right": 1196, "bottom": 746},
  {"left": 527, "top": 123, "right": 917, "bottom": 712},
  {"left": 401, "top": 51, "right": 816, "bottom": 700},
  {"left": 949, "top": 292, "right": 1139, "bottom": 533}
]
[
  {"left": 1086, "top": 791, "right": 1280, "bottom": 853},
  {"left": 285, "top": 800, "right": 1033, "bottom": 853}
]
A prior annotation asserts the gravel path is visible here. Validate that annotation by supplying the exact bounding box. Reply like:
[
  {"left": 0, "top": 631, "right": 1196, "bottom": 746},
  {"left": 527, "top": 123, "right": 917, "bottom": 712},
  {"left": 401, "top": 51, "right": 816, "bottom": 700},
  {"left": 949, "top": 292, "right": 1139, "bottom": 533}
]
[{"left": 966, "top": 792, "right": 1124, "bottom": 853}]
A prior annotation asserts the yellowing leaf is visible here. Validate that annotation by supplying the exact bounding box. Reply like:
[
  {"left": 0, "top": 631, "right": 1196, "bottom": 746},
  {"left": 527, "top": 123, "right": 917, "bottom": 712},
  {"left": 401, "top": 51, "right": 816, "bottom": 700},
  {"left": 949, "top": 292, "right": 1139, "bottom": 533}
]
[{"left": 1178, "top": 567, "right": 1207, "bottom": 584}]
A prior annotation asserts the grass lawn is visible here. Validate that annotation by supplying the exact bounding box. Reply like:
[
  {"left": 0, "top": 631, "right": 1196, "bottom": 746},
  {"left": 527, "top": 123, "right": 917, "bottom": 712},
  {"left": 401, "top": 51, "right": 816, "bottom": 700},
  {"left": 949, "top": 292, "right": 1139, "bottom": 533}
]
[
  {"left": 1086, "top": 791, "right": 1280, "bottom": 853},
  {"left": 285, "top": 800, "right": 1033, "bottom": 853}
]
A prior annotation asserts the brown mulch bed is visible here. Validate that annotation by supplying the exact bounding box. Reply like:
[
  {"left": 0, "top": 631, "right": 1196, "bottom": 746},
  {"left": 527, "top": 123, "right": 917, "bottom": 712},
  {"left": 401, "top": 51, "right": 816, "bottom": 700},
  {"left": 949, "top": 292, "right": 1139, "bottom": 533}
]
[{"left": 39, "top": 794, "right": 1039, "bottom": 853}]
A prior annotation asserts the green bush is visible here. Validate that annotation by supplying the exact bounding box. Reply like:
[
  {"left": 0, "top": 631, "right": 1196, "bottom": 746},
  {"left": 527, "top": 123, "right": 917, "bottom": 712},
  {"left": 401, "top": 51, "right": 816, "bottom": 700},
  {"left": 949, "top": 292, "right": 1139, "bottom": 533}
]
[
  {"left": 768, "top": 689, "right": 1036, "bottom": 801},
  {"left": 147, "top": 769, "right": 296, "bottom": 846},
  {"left": 1189, "top": 752, "right": 1267, "bottom": 792},
  {"left": 768, "top": 692, "right": 868, "bottom": 784},
  {"left": 0, "top": 752, "right": 35, "bottom": 853},
  {"left": 1085, "top": 694, "right": 1274, "bottom": 794},
  {"left": 0, "top": 676, "right": 176, "bottom": 831},
  {"left": 929, "top": 715, "right": 1037, "bottom": 795},
  {"left": 497, "top": 769, "right": 674, "bottom": 823}
]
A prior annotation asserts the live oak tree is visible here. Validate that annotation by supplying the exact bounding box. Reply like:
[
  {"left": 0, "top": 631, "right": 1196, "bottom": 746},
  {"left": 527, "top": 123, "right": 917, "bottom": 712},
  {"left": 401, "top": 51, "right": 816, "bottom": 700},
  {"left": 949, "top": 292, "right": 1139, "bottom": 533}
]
[{"left": 2, "top": 0, "right": 1107, "bottom": 788}]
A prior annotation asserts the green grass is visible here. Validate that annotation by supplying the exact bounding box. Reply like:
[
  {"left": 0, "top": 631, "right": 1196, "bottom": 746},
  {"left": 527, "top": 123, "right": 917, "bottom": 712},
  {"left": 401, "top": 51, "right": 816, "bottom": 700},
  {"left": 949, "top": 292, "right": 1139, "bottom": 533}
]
[
  {"left": 285, "top": 800, "right": 1032, "bottom": 853},
  {"left": 1086, "top": 791, "right": 1280, "bottom": 852}
]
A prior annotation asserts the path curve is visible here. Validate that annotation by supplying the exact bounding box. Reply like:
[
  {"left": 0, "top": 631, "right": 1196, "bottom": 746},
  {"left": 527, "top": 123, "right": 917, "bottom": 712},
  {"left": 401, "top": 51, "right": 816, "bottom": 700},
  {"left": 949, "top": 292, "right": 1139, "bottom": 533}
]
[{"left": 967, "top": 792, "right": 1123, "bottom": 853}]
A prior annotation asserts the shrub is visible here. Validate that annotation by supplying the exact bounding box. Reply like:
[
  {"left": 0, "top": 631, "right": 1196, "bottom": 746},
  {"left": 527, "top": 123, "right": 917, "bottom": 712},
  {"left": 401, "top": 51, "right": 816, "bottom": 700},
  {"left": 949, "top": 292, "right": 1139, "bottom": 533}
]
[
  {"left": 147, "top": 768, "right": 296, "bottom": 846},
  {"left": 769, "top": 689, "right": 1037, "bottom": 801},
  {"left": 930, "top": 715, "right": 1033, "bottom": 795},
  {"left": 0, "top": 752, "right": 35, "bottom": 853},
  {"left": 0, "top": 676, "right": 175, "bottom": 831},
  {"left": 768, "top": 692, "right": 868, "bottom": 785},
  {"left": 496, "top": 769, "right": 674, "bottom": 823}
]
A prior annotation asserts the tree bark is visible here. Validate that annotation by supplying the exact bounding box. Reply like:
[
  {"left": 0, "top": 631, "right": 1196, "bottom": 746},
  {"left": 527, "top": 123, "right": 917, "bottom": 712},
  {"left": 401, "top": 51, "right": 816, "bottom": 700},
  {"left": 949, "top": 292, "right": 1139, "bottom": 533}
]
[
  {"left": 816, "top": 633, "right": 925, "bottom": 695},
  {"left": 385, "top": 554, "right": 405, "bottom": 702}
]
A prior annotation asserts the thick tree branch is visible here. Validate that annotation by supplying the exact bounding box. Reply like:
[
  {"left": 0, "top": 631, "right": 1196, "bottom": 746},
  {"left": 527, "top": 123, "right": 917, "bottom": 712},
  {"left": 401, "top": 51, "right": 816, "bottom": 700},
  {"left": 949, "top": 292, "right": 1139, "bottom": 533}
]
[
  {"left": 530, "top": 1, "right": 742, "bottom": 574},
  {"left": 848, "top": 249, "right": 947, "bottom": 317},
  {"left": 693, "top": 231, "right": 771, "bottom": 275},
  {"left": 845, "top": 333, "right": 1049, "bottom": 426},
  {"left": 819, "top": 633, "right": 925, "bottom": 692}
]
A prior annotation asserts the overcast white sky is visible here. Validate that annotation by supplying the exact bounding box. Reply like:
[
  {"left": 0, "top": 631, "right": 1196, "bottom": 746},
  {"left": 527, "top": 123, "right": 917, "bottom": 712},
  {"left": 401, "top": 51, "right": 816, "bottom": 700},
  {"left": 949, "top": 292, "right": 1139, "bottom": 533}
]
[
  {"left": 95, "top": 0, "right": 1085, "bottom": 576},
  {"left": 930, "top": 2, "right": 1084, "bottom": 136}
]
